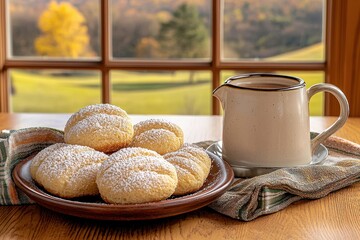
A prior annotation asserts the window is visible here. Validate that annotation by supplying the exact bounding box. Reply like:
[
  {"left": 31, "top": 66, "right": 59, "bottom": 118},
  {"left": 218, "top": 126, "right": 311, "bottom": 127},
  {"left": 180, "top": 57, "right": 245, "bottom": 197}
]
[{"left": 1, "top": 0, "right": 359, "bottom": 116}]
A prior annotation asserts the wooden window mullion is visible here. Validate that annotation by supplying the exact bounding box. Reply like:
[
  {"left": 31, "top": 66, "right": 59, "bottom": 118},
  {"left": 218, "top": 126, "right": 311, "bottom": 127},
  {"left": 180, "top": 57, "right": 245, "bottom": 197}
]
[
  {"left": 0, "top": 0, "right": 8, "bottom": 112},
  {"left": 101, "top": 0, "right": 110, "bottom": 104},
  {"left": 212, "top": 0, "right": 221, "bottom": 115}
]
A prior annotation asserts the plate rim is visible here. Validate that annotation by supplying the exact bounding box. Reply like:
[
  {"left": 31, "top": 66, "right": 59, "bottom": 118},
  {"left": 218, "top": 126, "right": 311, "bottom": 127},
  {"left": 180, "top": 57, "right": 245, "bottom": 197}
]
[{"left": 12, "top": 151, "right": 234, "bottom": 221}]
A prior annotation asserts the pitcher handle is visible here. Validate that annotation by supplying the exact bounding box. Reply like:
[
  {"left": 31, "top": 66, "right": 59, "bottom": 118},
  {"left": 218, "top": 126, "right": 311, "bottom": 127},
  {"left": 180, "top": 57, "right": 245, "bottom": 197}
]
[{"left": 307, "top": 83, "right": 349, "bottom": 152}]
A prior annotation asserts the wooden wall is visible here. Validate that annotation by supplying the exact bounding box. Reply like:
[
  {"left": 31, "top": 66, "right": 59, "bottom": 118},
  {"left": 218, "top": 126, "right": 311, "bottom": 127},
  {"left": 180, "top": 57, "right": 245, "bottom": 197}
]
[{"left": 326, "top": 0, "right": 360, "bottom": 116}]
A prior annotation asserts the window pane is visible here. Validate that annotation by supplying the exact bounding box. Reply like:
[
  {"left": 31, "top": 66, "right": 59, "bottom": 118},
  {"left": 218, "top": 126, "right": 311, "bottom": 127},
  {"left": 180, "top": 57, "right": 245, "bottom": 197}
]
[
  {"left": 111, "top": 1, "right": 211, "bottom": 60},
  {"left": 10, "top": 69, "right": 101, "bottom": 112},
  {"left": 222, "top": 0, "right": 325, "bottom": 61},
  {"left": 8, "top": 0, "right": 100, "bottom": 59},
  {"left": 111, "top": 71, "right": 212, "bottom": 114},
  {"left": 220, "top": 71, "right": 324, "bottom": 116}
]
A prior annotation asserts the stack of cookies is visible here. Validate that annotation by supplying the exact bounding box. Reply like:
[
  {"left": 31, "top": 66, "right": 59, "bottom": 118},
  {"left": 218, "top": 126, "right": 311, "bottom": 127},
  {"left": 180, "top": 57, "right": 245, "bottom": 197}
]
[{"left": 30, "top": 104, "right": 212, "bottom": 204}]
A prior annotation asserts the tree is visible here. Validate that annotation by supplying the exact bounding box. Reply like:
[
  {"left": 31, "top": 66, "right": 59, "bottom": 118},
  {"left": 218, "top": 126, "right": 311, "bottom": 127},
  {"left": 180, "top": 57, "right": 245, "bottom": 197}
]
[
  {"left": 35, "top": 1, "right": 91, "bottom": 58},
  {"left": 112, "top": 10, "right": 158, "bottom": 58},
  {"left": 10, "top": 14, "right": 39, "bottom": 56},
  {"left": 158, "top": 3, "right": 209, "bottom": 83},
  {"left": 136, "top": 37, "right": 161, "bottom": 58},
  {"left": 158, "top": 3, "right": 208, "bottom": 59}
]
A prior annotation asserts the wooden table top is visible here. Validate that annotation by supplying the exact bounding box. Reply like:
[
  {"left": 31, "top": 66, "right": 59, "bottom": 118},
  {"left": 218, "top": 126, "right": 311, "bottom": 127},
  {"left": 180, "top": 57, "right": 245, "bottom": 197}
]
[{"left": 0, "top": 113, "right": 359, "bottom": 240}]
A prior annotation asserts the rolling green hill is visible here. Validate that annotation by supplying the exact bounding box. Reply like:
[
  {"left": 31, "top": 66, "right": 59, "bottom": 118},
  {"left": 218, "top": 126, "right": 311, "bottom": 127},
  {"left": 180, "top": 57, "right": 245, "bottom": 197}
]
[
  {"left": 267, "top": 43, "right": 324, "bottom": 61},
  {"left": 10, "top": 43, "right": 324, "bottom": 115}
]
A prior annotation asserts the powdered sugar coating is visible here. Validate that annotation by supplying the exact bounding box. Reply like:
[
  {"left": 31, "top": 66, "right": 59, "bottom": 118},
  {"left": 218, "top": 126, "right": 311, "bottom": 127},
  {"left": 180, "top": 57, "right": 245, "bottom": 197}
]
[
  {"left": 64, "top": 104, "right": 134, "bottom": 153},
  {"left": 133, "top": 119, "right": 183, "bottom": 138},
  {"left": 163, "top": 144, "right": 212, "bottom": 195},
  {"left": 97, "top": 147, "right": 160, "bottom": 180},
  {"left": 30, "top": 143, "right": 108, "bottom": 198},
  {"left": 64, "top": 104, "right": 129, "bottom": 133},
  {"left": 131, "top": 119, "right": 183, "bottom": 155},
  {"left": 177, "top": 145, "right": 212, "bottom": 174},
  {"left": 30, "top": 143, "right": 68, "bottom": 183},
  {"left": 96, "top": 148, "right": 178, "bottom": 204}
]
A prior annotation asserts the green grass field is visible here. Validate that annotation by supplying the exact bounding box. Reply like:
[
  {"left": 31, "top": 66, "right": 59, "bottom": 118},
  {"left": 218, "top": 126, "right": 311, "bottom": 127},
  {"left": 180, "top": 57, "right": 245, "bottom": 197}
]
[
  {"left": 11, "top": 70, "right": 212, "bottom": 114},
  {"left": 10, "top": 43, "right": 324, "bottom": 115}
]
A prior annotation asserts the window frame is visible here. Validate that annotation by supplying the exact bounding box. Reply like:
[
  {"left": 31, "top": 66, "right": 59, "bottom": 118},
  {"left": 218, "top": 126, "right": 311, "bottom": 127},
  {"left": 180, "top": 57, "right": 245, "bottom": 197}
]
[{"left": 0, "top": 0, "right": 358, "bottom": 116}]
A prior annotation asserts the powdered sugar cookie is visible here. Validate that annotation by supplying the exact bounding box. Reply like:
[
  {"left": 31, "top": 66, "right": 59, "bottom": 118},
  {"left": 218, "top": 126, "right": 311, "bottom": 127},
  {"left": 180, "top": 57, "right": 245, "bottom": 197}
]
[
  {"left": 64, "top": 104, "right": 134, "bottom": 153},
  {"left": 131, "top": 119, "right": 183, "bottom": 155},
  {"left": 30, "top": 143, "right": 108, "bottom": 199},
  {"left": 164, "top": 144, "right": 211, "bottom": 196},
  {"left": 96, "top": 147, "right": 178, "bottom": 204}
]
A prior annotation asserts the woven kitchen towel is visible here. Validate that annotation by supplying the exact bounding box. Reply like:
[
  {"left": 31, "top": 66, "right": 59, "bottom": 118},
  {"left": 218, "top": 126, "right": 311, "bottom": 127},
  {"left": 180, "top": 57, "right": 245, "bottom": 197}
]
[
  {"left": 0, "top": 127, "right": 64, "bottom": 205},
  {"left": 198, "top": 135, "right": 360, "bottom": 221}
]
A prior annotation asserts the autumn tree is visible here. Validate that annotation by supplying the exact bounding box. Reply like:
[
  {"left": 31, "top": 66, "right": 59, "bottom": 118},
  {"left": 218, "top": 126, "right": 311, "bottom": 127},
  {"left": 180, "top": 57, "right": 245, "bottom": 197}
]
[
  {"left": 136, "top": 37, "right": 161, "bottom": 58},
  {"left": 112, "top": 10, "right": 158, "bottom": 58},
  {"left": 35, "top": 1, "right": 91, "bottom": 58},
  {"left": 158, "top": 3, "right": 208, "bottom": 59}
]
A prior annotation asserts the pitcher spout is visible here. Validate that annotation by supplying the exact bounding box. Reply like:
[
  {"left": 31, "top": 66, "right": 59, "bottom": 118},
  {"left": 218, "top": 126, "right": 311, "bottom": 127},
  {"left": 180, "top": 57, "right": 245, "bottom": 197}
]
[{"left": 213, "top": 84, "right": 228, "bottom": 110}]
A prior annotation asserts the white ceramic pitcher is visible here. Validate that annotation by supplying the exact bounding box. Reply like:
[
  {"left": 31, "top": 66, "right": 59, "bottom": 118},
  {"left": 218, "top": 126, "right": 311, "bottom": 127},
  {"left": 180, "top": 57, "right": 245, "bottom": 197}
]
[{"left": 213, "top": 73, "right": 349, "bottom": 168}]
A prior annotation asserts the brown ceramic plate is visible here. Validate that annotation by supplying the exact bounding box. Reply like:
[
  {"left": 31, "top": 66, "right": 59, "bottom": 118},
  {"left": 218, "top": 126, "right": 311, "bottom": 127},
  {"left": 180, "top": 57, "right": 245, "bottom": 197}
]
[{"left": 12, "top": 151, "right": 234, "bottom": 221}]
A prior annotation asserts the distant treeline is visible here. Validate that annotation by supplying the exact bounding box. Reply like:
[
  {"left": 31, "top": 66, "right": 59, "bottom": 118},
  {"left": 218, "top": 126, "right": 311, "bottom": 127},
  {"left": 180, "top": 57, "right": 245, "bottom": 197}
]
[{"left": 10, "top": 0, "right": 323, "bottom": 59}]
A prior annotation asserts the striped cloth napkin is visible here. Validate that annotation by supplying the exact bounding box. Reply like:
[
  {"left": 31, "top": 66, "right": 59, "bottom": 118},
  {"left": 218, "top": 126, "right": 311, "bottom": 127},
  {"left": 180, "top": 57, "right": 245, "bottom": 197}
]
[
  {"left": 198, "top": 135, "right": 360, "bottom": 221},
  {"left": 0, "top": 127, "right": 64, "bottom": 205}
]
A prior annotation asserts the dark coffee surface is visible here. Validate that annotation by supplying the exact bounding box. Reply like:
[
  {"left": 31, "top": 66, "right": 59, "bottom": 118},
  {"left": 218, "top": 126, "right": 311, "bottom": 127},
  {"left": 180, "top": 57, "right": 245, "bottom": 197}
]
[{"left": 237, "top": 82, "right": 290, "bottom": 90}]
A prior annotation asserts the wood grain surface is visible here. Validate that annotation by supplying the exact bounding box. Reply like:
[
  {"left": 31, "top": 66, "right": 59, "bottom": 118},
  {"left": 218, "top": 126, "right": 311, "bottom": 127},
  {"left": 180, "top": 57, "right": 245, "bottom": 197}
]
[{"left": 0, "top": 114, "right": 359, "bottom": 240}]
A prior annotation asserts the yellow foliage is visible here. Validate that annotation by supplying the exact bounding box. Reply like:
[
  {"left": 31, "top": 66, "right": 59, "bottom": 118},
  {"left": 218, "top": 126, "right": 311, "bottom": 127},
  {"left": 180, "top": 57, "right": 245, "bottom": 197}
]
[
  {"left": 35, "top": 1, "right": 90, "bottom": 58},
  {"left": 156, "top": 11, "right": 172, "bottom": 23}
]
